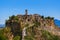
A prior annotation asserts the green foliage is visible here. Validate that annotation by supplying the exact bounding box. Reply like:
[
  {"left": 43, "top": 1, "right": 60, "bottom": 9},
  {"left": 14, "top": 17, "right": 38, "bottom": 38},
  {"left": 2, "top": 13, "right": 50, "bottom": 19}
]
[
  {"left": 53, "top": 35, "right": 60, "bottom": 40},
  {"left": 3, "top": 27, "right": 11, "bottom": 33},
  {"left": 0, "top": 30, "right": 7, "bottom": 40},
  {"left": 51, "top": 17, "right": 54, "bottom": 19},
  {"left": 9, "top": 15, "right": 19, "bottom": 21},
  {"left": 0, "top": 35, "right": 7, "bottom": 40},
  {"left": 45, "top": 16, "right": 51, "bottom": 19},
  {"left": 45, "top": 16, "right": 54, "bottom": 20},
  {"left": 9, "top": 15, "right": 15, "bottom": 20},
  {"left": 41, "top": 16, "right": 44, "bottom": 18},
  {"left": 25, "top": 23, "right": 29, "bottom": 28},
  {"left": 41, "top": 30, "right": 60, "bottom": 40},
  {"left": 34, "top": 21, "right": 40, "bottom": 27},
  {"left": 24, "top": 36, "right": 33, "bottom": 40},
  {"left": 14, "top": 36, "right": 20, "bottom": 40}
]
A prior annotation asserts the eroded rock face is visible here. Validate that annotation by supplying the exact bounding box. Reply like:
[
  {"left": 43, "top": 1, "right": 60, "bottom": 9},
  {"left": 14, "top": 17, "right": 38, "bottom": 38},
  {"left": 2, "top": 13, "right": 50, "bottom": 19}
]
[{"left": 6, "top": 10, "right": 60, "bottom": 40}]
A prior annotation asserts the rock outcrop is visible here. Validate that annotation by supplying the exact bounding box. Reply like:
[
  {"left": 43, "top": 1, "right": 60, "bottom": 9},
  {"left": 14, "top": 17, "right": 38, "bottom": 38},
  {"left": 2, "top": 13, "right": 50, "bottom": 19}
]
[{"left": 5, "top": 10, "right": 60, "bottom": 40}]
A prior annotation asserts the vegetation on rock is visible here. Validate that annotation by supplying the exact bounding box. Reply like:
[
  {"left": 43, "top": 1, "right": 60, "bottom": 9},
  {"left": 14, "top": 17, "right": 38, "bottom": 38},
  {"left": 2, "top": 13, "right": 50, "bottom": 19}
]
[{"left": 0, "top": 10, "right": 60, "bottom": 40}]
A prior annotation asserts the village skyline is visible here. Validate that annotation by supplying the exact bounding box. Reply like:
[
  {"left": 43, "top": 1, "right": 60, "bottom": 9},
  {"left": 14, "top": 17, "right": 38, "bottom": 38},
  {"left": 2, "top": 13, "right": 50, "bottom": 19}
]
[{"left": 0, "top": 0, "right": 60, "bottom": 24}]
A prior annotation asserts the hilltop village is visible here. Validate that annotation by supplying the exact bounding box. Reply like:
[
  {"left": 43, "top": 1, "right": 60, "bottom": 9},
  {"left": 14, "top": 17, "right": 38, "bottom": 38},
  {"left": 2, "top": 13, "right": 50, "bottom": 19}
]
[{"left": 5, "top": 10, "right": 60, "bottom": 40}]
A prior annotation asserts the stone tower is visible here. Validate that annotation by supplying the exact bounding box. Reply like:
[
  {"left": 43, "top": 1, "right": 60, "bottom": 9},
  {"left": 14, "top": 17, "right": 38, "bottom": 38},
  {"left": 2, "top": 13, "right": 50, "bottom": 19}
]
[
  {"left": 25, "top": 9, "right": 28, "bottom": 15},
  {"left": 25, "top": 9, "right": 28, "bottom": 18}
]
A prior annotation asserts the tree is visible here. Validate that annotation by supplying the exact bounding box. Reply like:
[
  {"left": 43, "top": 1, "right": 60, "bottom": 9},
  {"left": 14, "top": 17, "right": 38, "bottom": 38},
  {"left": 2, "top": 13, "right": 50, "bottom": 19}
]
[
  {"left": 9, "top": 15, "right": 15, "bottom": 20},
  {"left": 45, "top": 16, "right": 51, "bottom": 19},
  {"left": 41, "top": 16, "right": 44, "bottom": 18},
  {"left": 45, "top": 16, "right": 54, "bottom": 20}
]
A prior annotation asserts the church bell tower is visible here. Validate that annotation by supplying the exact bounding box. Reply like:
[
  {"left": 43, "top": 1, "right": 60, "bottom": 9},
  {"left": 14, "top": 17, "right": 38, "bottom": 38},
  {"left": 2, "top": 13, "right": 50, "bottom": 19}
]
[
  {"left": 25, "top": 9, "right": 28, "bottom": 18},
  {"left": 25, "top": 9, "right": 28, "bottom": 15}
]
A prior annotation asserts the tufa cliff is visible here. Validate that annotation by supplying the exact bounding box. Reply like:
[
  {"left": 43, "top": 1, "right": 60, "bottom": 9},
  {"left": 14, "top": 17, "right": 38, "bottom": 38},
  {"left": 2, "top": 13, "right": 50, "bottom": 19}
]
[{"left": 5, "top": 10, "right": 60, "bottom": 40}]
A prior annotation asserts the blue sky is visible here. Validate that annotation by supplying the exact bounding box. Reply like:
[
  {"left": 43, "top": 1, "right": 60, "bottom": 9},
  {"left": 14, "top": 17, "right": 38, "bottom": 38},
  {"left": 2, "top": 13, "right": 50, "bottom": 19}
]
[{"left": 0, "top": 0, "right": 60, "bottom": 24}]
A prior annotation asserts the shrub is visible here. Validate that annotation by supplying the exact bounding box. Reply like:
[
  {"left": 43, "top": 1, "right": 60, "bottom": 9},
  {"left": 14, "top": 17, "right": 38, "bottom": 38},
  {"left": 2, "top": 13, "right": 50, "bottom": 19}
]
[{"left": 14, "top": 36, "right": 20, "bottom": 40}]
